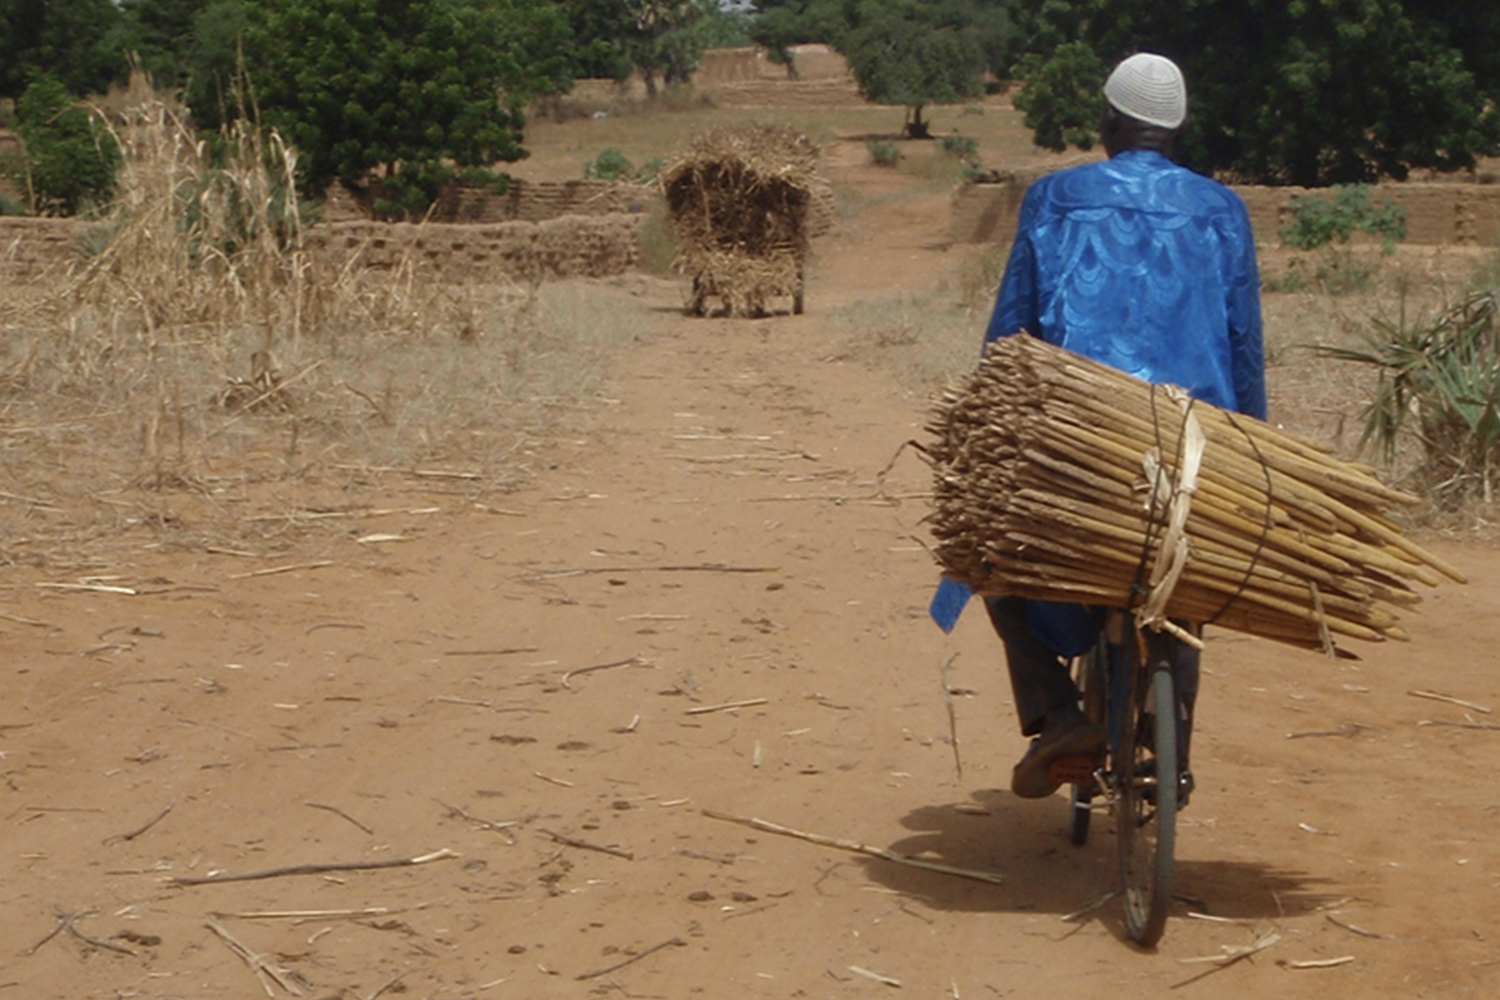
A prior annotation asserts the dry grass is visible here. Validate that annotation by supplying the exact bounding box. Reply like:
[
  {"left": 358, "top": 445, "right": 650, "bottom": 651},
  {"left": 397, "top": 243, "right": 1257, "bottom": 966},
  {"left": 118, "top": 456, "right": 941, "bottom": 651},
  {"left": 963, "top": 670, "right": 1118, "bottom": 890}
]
[{"left": 0, "top": 79, "right": 651, "bottom": 562}]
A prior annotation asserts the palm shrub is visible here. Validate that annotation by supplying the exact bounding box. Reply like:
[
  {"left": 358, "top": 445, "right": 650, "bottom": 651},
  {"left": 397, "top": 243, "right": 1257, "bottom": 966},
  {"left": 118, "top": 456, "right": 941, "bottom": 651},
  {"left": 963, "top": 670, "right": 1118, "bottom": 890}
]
[{"left": 1321, "top": 292, "right": 1500, "bottom": 503}]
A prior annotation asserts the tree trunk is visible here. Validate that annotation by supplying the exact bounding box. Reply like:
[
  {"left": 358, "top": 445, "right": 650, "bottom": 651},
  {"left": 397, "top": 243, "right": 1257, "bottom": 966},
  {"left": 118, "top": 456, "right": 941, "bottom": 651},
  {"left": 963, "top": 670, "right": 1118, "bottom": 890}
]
[{"left": 905, "top": 105, "right": 931, "bottom": 140}]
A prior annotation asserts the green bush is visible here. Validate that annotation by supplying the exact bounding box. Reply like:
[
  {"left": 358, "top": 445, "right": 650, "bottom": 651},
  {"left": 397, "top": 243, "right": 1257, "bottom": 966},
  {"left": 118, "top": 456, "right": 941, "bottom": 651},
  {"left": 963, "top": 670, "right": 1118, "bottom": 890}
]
[
  {"left": 585, "top": 148, "right": 634, "bottom": 181},
  {"left": 7, "top": 76, "right": 121, "bottom": 216},
  {"left": 867, "top": 139, "right": 899, "bottom": 167},
  {"left": 939, "top": 133, "right": 978, "bottom": 160},
  {"left": 1281, "top": 185, "right": 1406, "bottom": 254}
]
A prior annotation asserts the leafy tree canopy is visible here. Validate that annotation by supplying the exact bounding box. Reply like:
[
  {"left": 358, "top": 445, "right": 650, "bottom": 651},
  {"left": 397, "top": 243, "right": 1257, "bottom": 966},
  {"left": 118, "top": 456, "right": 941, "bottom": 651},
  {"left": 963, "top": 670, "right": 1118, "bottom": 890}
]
[
  {"left": 242, "top": 0, "right": 573, "bottom": 213},
  {"left": 750, "top": 1, "right": 1010, "bottom": 136},
  {"left": 1008, "top": 0, "right": 1500, "bottom": 186},
  {"left": 0, "top": 0, "right": 130, "bottom": 99}
]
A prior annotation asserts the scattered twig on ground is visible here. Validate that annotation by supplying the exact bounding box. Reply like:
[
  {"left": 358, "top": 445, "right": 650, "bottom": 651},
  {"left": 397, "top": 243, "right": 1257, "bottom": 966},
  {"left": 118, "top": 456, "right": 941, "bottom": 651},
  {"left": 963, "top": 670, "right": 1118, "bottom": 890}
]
[
  {"left": 204, "top": 916, "right": 302, "bottom": 996},
  {"left": 525, "top": 563, "right": 777, "bottom": 581},
  {"left": 539, "top": 828, "right": 633, "bottom": 860},
  {"left": 1418, "top": 719, "right": 1500, "bottom": 731},
  {"left": 533, "top": 771, "right": 574, "bottom": 788},
  {"left": 1287, "top": 956, "right": 1355, "bottom": 969},
  {"left": 443, "top": 647, "right": 540, "bottom": 657},
  {"left": 938, "top": 650, "right": 962, "bottom": 779},
  {"left": 364, "top": 970, "right": 409, "bottom": 1000},
  {"left": 1287, "top": 723, "right": 1368, "bottom": 739},
  {"left": 701, "top": 809, "right": 1004, "bottom": 885},
  {"left": 1408, "top": 690, "right": 1492, "bottom": 714},
  {"left": 305, "top": 622, "right": 365, "bottom": 634},
  {"left": 0, "top": 612, "right": 53, "bottom": 628},
  {"left": 575, "top": 937, "right": 685, "bottom": 981},
  {"left": 1061, "top": 890, "right": 1118, "bottom": 922},
  {"left": 216, "top": 907, "right": 399, "bottom": 921},
  {"left": 22, "top": 905, "right": 138, "bottom": 958},
  {"left": 685, "top": 698, "right": 768, "bottom": 715},
  {"left": 1178, "top": 931, "right": 1282, "bottom": 965},
  {"left": 561, "top": 654, "right": 649, "bottom": 690},
  {"left": 304, "top": 801, "right": 374, "bottom": 835},
  {"left": 848, "top": 965, "right": 902, "bottom": 987},
  {"left": 36, "top": 581, "right": 137, "bottom": 595},
  {"left": 227, "top": 561, "right": 335, "bottom": 581},
  {"left": 103, "top": 800, "right": 175, "bottom": 845},
  {"left": 1326, "top": 914, "right": 1395, "bottom": 939},
  {"left": 170, "top": 849, "right": 459, "bottom": 886},
  {"left": 436, "top": 799, "right": 524, "bottom": 838}
]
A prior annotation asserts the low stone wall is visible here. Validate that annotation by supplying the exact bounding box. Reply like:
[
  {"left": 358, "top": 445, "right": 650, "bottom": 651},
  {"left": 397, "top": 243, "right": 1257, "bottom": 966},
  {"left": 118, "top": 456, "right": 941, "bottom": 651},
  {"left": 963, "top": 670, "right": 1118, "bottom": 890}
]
[
  {"left": 0, "top": 213, "right": 641, "bottom": 285},
  {"left": 323, "top": 179, "right": 655, "bottom": 225},
  {"left": 952, "top": 173, "right": 1500, "bottom": 247},
  {"left": 308, "top": 214, "right": 641, "bottom": 282}
]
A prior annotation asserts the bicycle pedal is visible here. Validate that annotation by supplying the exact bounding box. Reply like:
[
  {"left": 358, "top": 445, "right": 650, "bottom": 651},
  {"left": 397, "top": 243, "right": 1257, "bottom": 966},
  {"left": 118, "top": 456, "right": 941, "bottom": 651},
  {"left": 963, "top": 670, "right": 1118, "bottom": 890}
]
[{"left": 1048, "top": 754, "right": 1097, "bottom": 785}]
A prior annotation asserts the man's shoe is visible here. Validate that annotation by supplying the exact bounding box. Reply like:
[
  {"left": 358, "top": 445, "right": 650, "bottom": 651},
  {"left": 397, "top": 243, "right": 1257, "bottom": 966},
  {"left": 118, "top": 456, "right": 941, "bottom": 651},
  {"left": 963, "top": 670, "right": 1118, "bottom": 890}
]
[{"left": 1012, "top": 710, "right": 1107, "bottom": 799}]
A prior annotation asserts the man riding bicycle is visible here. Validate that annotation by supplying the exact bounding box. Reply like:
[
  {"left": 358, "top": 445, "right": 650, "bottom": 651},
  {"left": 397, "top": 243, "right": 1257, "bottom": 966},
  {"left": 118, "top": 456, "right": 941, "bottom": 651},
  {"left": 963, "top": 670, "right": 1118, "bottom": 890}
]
[{"left": 938, "top": 53, "right": 1266, "bottom": 800}]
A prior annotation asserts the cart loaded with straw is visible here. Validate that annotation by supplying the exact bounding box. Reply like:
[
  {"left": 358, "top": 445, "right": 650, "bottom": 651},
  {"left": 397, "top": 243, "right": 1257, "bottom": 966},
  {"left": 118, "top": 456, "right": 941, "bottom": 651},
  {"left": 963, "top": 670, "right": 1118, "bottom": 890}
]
[
  {"left": 661, "top": 125, "right": 828, "bottom": 318},
  {"left": 923, "top": 334, "right": 1465, "bottom": 653}
]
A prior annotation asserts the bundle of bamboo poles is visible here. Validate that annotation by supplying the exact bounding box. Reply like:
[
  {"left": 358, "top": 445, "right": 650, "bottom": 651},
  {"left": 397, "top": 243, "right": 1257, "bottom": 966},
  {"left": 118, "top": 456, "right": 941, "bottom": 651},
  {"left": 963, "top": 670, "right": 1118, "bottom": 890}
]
[{"left": 925, "top": 335, "right": 1465, "bottom": 650}]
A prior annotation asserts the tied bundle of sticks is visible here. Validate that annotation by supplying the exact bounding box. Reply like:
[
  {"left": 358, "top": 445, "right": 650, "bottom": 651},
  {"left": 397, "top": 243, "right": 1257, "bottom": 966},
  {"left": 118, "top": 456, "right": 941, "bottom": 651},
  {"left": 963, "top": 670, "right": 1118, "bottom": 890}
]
[
  {"left": 660, "top": 125, "right": 828, "bottom": 317},
  {"left": 924, "top": 334, "right": 1466, "bottom": 652}
]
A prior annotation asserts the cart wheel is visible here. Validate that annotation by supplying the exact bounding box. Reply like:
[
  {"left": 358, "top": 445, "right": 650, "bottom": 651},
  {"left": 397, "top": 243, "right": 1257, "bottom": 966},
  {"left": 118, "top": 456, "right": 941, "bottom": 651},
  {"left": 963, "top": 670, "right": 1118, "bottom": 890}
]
[{"left": 1118, "top": 664, "right": 1177, "bottom": 948}]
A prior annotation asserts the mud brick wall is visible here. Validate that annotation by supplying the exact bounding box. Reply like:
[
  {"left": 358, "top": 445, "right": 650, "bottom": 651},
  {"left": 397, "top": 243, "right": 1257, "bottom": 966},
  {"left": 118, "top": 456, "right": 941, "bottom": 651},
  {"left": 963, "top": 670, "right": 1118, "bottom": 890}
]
[
  {"left": 0, "top": 214, "right": 641, "bottom": 285},
  {"left": 304, "top": 214, "right": 642, "bottom": 282},
  {"left": 952, "top": 175, "right": 1500, "bottom": 248},
  {"left": 436, "top": 180, "right": 653, "bottom": 224}
]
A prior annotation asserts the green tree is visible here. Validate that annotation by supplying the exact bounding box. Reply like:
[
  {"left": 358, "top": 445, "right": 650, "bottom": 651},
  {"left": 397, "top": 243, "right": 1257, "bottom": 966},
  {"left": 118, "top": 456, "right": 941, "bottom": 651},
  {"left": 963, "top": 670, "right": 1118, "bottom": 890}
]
[
  {"left": 0, "top": 0, "right": 130, "bottom": 99},
  {"left": 833, "top": 0, "right": 1000, "bottom": 138},
  {"left": 242, "top": 0, "right": 573, "bottom": 214},
  {"left": 117, "top": 0, "right": 211, "bottom": 91},
  {"left": 6, "top": 74, "right": 121, "bottom": 214},
  {"left": 1007, "top": 0, "right": 1500, "bottom": 186}
]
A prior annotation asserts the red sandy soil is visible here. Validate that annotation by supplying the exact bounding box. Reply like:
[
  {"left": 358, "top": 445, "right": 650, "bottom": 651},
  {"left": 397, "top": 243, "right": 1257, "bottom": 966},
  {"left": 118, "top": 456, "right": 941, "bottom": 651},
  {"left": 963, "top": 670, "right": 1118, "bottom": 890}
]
[{"left": 4, "top": 144, "right": 1500, "bottom": 1000}]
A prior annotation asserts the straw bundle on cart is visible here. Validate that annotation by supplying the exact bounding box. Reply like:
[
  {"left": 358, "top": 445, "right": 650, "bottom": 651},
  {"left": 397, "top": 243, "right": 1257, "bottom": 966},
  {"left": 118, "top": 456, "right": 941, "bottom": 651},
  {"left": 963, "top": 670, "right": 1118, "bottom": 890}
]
[
  {"left": 660, "top": 125, "right": 824, "bottom": 317},
  {"left": 924, "top": 334, "right": 1465, "bottom": 651}
]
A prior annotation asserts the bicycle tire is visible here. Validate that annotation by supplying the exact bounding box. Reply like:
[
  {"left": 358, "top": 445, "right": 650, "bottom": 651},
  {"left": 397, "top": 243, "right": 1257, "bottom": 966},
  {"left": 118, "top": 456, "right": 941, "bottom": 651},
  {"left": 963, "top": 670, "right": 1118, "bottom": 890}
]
[
  {"left": 1117, "top": 664, "right": 1177, "bottom": 947},
  {"left": 1067, "top": 646, "right": 1107, "bottom": 846}
]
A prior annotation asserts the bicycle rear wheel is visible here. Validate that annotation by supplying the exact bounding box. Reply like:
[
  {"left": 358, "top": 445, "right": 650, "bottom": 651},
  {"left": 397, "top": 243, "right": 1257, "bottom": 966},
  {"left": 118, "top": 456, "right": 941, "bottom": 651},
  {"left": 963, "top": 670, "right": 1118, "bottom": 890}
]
[{"left": 1117, "top": 664, "right": 1177, "bottom": 947}]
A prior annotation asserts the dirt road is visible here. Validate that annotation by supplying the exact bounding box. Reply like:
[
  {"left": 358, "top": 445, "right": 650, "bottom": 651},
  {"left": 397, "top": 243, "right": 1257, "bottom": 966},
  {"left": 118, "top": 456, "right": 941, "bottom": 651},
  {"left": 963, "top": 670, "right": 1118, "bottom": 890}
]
[{"left": 3, "top": 152, "right": 1500, "bottom": 1000}]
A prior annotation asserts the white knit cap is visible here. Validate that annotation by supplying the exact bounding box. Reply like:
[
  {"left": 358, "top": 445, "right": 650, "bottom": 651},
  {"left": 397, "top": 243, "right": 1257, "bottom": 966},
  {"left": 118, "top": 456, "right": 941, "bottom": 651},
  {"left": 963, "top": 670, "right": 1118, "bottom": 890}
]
[{"left": 1104, "top": 53, "right": 1186, "bottom": 130}]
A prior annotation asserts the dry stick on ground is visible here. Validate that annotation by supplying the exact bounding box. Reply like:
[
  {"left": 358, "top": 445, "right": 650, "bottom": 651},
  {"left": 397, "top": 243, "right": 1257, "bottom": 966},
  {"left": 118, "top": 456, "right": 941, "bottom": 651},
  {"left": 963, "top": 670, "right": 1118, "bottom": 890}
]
[
  {"left": 938, "top": 650, "right": 962, "bottom": 780},
  {"left": 436, "top": 799, "right": 524, "bottom": 837},
  {"left": 561, "top": 654, "right": 649, "bottom": 691},
  {"left": 226, "top": 561, "right": 335, "bottom": 581},
  {"left": 539, "top": 828, "right": 633, "bottom": 860},
  {"left": 1418, "top": 719, "right": 1500, "bottom": 731},
  {"left": 685, "top": 698, "right": 768, "bottom": 715},
  {"left": 1408, "top": 689, "right": 1492, "bottom": 714},
  {"left": 204, "top": 916, "right": 302, "bottom": 997},
  {"left": 525, "top": 563, "right": 778, "bottom": 581},
  {"left": 444, "top": 647, "right": 540, "bottom": 657},
  {"left": 304, "top": 801, "right": 374, "bottom": 835},
  {"left": 22, "top": 905, "right": 138, "bottom": 957},
  {"left": 169, "top": 849, "right": 459, "bottom": 886},
  {"left": 575, "top": 937, "right": 685, "bottom": 981},
  {"left": 701, "top": 810, "right": 1005, "bottom": 885},
  {"left": 103, "top": 799, "right": 175, "bottom": 845}
]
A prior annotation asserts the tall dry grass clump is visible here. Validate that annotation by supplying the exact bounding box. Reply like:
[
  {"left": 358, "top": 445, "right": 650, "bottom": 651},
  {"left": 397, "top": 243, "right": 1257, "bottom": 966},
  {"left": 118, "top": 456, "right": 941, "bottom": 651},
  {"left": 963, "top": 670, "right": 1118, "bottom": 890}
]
[
  {"left": 0, "top": 77, "right": 645, "bottom": 536},
  {"left": 0, "top": 78, "right": 651, "bottom": 563}
]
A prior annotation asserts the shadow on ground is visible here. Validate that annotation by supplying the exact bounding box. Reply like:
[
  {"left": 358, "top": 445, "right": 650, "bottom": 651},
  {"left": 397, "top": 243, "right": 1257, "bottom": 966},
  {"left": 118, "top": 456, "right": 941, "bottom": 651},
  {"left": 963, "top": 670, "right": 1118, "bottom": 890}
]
[{"left": 857, "top": 790, "right": 1340, "bottom": 930}]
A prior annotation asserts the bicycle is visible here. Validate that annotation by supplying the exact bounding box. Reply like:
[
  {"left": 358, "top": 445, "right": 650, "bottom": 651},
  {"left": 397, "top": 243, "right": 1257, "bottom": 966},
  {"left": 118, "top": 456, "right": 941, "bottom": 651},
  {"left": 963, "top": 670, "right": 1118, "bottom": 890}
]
[{"left": 1054, "top": 609, "right": 1197, "bottom": 947}]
